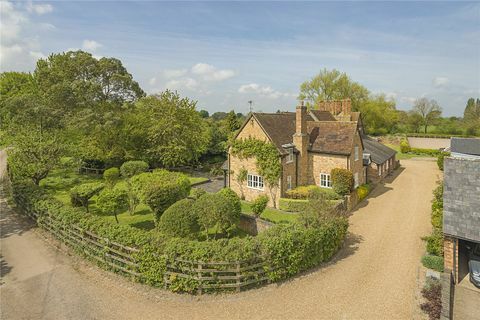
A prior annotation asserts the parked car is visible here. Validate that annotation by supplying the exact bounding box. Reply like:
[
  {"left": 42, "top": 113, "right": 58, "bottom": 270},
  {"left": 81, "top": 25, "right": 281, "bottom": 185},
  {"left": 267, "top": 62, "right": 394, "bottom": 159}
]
[{"left": 467, "top": 243, "right": 480, "bottom": 288}]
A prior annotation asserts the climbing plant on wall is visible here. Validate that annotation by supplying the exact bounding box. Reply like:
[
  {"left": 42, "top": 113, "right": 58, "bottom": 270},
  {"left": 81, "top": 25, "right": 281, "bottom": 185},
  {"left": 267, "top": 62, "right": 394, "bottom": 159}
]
[{"left": 230, "top": 138, "right": 282, "bottom": 207}]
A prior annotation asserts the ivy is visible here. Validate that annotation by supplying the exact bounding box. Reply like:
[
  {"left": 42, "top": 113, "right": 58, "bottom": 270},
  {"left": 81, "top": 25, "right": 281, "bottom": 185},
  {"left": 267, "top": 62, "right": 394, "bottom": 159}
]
[{"left": 230, "top": 138, "right": 282, "bottom": 187}]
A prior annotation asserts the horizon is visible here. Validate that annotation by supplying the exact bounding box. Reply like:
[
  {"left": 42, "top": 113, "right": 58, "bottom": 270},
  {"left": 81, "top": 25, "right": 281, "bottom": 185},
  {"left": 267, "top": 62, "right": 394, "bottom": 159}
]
[{"left": 1, "top": 1, "right": 479, "bottom": 116}]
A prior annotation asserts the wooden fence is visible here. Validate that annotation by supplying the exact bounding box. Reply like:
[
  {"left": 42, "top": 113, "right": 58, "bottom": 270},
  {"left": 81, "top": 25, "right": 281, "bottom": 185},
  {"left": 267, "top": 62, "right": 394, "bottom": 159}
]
[{"left": 164, "top": 256, "right": 269, "bottom": 294}]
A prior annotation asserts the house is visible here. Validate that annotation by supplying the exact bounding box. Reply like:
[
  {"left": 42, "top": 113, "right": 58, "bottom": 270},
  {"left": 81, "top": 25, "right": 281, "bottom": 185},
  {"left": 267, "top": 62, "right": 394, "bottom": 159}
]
[
  {"left": 226, "top": 99, "right": 367, "bottom": 207},
  {"left": 443, "top": 138, "right": 480, "bottom": 284}
]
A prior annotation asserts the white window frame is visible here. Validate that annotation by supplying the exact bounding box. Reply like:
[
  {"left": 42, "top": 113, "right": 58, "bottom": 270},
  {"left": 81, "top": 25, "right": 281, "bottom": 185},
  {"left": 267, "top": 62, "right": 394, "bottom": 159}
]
[
  {"left": 378, "top": 164, "right": 382, "bottom": 176},
  {"left": 247, "top": 173, "right": 264, "bottom": 191},
  {"left": 286, "top": 148, "right": 294, "bottom": 163},
  {"left": 286, "top": 175, "right": 292, "bottom": 190},
  {"left": 354, "top": 146, "right": 359, "bottom": 161},
  {"left": 354, "top": 172, "right": 359, "bottom": 188},
  {"left": 320, "top": 173, "right": 332, "bottom": 188}
]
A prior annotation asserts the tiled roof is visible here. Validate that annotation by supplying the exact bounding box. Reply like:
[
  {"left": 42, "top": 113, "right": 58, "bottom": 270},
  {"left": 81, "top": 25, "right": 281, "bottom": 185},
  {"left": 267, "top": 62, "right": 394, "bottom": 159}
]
[
  {"left": 252, "top": 112, "right": 356, "bottom": 155},
  {"left": 451, "top": 138, "right": 480, "bottom": 156},
  {"left": 308, "top": 121, "right": 357, "bottom": 155},
  {"left": 362, "top": 136, "right": 396, "bottom": 164},
  {"left": 309, "top": 110, "right": 337, "bottom": 121}
]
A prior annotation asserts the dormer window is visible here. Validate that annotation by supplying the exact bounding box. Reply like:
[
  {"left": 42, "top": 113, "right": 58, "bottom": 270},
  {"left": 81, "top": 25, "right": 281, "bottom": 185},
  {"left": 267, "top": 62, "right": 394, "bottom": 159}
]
[{"left": 287, "top": 148, "right": 294, "bottom": 163}]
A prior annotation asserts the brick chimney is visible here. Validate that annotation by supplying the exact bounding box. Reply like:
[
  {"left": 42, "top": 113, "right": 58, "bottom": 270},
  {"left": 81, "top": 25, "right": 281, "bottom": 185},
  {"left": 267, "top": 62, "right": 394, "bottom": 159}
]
[
  {"left": 293, "top": 101, "right": 309, "bottom": 185},
  {"left": 318, "top": 99, "right": 352, "bottom": 117}
]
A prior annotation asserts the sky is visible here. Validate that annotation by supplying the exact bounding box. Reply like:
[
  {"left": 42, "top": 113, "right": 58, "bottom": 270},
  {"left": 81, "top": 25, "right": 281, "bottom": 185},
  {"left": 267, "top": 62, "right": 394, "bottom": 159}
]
[{"left": 1, "top": 1, "right": 479, "bottom": 116}]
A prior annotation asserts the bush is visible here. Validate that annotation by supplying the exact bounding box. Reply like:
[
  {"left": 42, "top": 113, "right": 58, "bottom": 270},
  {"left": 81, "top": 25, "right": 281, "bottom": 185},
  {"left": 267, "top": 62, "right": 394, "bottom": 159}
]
[
  {"left": 96, "top": 186, "right": 129, "bottom": 223},
  {"left": 189, "top": 188, "right": 206, "bottom": 200},
  {"left": 331, "top": 168, "right": 353, "bottom": 196},
  {"left": 120, "top": 160, "right": 149, "bottom": 178},
  {"left": 69, "top": 182, "right": 104, "bottom": 212},
  {"left": 279, "top": 198, "right": 309, "bottom": 212},
  {"left": 286, "top": 185, "right": 341, "bottom": 200},
  {"left": 193, "top": 193, "right": 240, "bottom": 238},
  {"left": 421, "top": 255, "right": 444, "bottom": 272},
  {"left": 436, "top": 152, "right": 449, "bottom": 171},
  {"left": 251, "top": 195, "right": 269, "bottom": 216},
  {"left": 103, "top": 167, "right": 120, "bottom": 188},
  {"left": 131, "top": 170, "right": 191, "bottom": 223},
  {"left": 420, "top": 280, "right": 442, "bottom": 320},
  {"left": 400, "top": 139, "right": 411, "bottom": 153},
  {"left": 218, "top": 188, "right": 241, "bottom": 216},
  {"left": 298, "top": 191, "right": 335, "bottom": 228},
  {"left": 158, "top": 199, "right": 199, "bottom": 238},
  {"left": 356, "top": 184, "right": 372, "bottom": 201},
  {"left": 410, "top": 148, "right": 442, "bottom": 157},
  {"left": 424, "top": 229, "right": 443, "bottom": 256}
]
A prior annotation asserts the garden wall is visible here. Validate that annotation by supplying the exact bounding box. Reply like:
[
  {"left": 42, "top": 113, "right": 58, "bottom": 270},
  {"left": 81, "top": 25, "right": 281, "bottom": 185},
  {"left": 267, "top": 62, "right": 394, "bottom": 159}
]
[{"left": 238, "top": 213, "right": 274, "bottom": 235}]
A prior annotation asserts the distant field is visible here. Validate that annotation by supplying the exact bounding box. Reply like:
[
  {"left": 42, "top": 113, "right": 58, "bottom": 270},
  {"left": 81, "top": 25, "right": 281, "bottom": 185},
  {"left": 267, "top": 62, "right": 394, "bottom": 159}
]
[{"left": 407, "top": 137, "right": 450, "bottom": 149}]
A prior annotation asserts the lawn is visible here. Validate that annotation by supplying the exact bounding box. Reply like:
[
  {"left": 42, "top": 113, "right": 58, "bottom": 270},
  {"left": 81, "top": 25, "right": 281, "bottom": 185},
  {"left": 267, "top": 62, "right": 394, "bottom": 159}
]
[
  {"left": 39, "top": 167, "right": 206, "bottom": 231},
  {"left": 384, "top": 143, "right": 434, "bottom": 160},
  {"left": 188, "top": 176, "right": 210, "bottom": 185},
  {"left": 241, "top": 201, "right": 298, "bottom": 224}
]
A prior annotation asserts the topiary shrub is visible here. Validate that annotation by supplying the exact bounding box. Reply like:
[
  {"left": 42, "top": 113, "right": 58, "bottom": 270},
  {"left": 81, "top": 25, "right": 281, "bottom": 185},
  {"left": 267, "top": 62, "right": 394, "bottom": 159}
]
[
  {"left": 331, "top": 168, "right": 353, "bottom": 196},
  {"left": 192, "top": 193, "right": 239, "bottom": 239},
  {"left": 70, "top": 182, "right": 104, "bottom": 212},
  {"left": 189, "top": 188, "right": 206, "bottom": 200},
  {"left": 103, "top": 167, "right": 120, "bottom": 188},
  {"left": 120, "top": 160, "right": 149, "bottom": 178},
  {"left": 421, "top": 255, "right": 444, "bottom": 272},
  {"left": 279, "top": 198, "right": 309, "bottom": 212},
  {"left": 400, "top": 139, "right": 411, "bottom": 153},
  {"left": 218, "top": 188, "right": 241, "bottom": 216},
  {"left": 251, "top": 195, "right": 269, "bottom": 217},
  {"left": 158, "top": 198, "right": 199, "bottom": 239},
  {"left": 96, "top": 186, "right": 129, "bottom": 223}
]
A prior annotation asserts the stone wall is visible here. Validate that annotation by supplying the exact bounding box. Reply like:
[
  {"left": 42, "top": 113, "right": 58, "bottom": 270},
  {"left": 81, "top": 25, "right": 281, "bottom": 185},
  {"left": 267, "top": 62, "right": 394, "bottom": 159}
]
[
  {"left": 440, "top": 269, "right": 454, "bottom": 320},
  {"left": 238, "top": 214, "right": 274, "bottom": 236},
  {"left": 308, "top": 153, "right": 347, "bottom": 185},
  {"left": 443, "top": 157, "right": 480, "bottom": 243}
]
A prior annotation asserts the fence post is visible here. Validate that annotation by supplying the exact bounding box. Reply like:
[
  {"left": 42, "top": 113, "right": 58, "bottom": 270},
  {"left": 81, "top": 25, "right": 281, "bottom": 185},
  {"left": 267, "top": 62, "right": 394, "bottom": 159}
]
[
  {"left": 236, "top": 261, "right": 241, "bottom": 293},
  {"left": 197, "top": 262, "right": 203, "bottom": 295}
]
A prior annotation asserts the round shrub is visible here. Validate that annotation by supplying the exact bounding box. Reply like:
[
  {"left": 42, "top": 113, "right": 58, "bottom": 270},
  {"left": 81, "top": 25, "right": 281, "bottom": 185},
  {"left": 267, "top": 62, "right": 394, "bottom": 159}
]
[
  {"left": 193, "top": 193, "right": 239, "bottom": 238},
  {"left": 356, "top": 184, "right": 371, "bottom": 201},
  {"left": 96, "top": 186, "right": 128, "bottom": 223},
  {"left": 400, "top": 139, "right": 411, "bottom": 153},
  {"left": 251, "top": 195, "right": 269, "bottom": 217},
  {"left": 103, "top": 167, "right": 120, "bottom": 188},
  {"left": 331, "top": 168, "right": 353, "bottom": 196},
  {"left": 70, "top": 182, "right": 104, "bottom": 212},
  {"left": 218, "top": 188, "right": 241, "bottom": 216},
  {"left": 158, "top": 199, "right": 199, "bottom": 238},
  {"left": 189, "top": 188, "right": 206, "bottom": 200},
  {"left": 120, "top": 160, "right": 149, "bottom": 178}
]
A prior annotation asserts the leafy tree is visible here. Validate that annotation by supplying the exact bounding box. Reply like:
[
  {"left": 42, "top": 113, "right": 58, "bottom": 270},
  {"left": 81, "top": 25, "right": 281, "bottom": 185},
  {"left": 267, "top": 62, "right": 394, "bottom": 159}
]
[
  {"left": 103, "top": 167, "right": 120, "bottom": 188},
  {"left": 225, "top": 110, "right": 241, "bottom": 132},
  {"left": 7, "top": 128, "right": 64, "bottom": 185},
  {"left": 70, "top": 182, "right": 104, "bottom": 212},
  {"left": 299, "top": 68, "right": 369, "bottom": 111},
  {"left": 120, "top": 160, "right": 149, "bottom": 178},
  {"left": 251, "top": 195, "right": 269, "bottom": 217},
  {"left": 463, "top": 98, "right": 480, "bottom": 122},
  {"left": 132, "top": 91, "right": 209, "bottom": 167},
  {"left": 360, "top": 95, "right": 398, "bottom": 134},
  {"left": 406, "top": 111, "right": 425, "bottom": 133},
  {"left": 235, "top": 167, "right": 248, "bottom": 200},
  {"left": 198, "top": 109, "right": 209, "bottom": 118},
  {"left": 218, "top": 188, "right": 242, "bottom": 216},
  {"left": 412, "top": 98, "right": 442, "bottom": 133},
  {"left": 193, "top": 193, "right": 239, "bottom": 239},
  {"left": 158, "top": 198, "right": 199, "bottom": 238},
  {"left": 96, "top": 186, "right": 129, "bottom": 224}
]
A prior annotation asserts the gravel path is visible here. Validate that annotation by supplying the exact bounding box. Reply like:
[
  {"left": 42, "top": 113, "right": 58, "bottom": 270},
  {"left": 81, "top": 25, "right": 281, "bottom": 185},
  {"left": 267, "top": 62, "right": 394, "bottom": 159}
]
[{"left": 0, "top": 150, "right": 440, "bottom": 320}]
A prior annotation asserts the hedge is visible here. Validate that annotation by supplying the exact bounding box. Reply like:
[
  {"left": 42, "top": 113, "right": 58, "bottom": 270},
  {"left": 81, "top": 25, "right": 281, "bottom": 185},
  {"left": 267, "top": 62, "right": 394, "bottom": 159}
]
[
  {"left": 8, "top": 177, "right": 349, "bottom": 294},
  {"left": 331, "top": 168, "right": 353, "bottom": 196},
  {"left": 409, "top": 147, "right": 443, "bottom": 157},
  {"left": 279, "top": 198, "right": 310, "bottom": 212},
  {"left": 421, "top": 255, "right": 444, "bottom": 272},
  {"left": 356, "top": 184, "right": 372, "bottom": 201},
  {"left": 286, "top": 185, "right": 341, "bottom": 200}
]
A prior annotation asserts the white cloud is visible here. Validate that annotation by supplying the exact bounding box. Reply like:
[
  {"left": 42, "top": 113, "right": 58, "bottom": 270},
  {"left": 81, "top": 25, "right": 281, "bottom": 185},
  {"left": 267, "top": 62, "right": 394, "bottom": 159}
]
[
  {"left": 29, "top": 51, "right": 46, "bottom": 60},
  {"left": 149, "top": 77, "right": 157, "bottom": 85},
  {"left": 82, "top": 40, "right": 102, "bottom": 52},
  {"left": 163, "top": 68, "right": 188, "bottom": 79},
  {"left": 165, "top": 77, "right": 198, "bottom": 91},
  {"left": 238, "top": 83, "right": 294, "bottom": 99},
  {"left": 191, "top": 63, "right": 235, "bottom": 81},
  {"left": 433, "top": 76, "right": 449, "bottom": 88},
  {"left": 26, "top": 1, "right": 53, "bottom": 15}
]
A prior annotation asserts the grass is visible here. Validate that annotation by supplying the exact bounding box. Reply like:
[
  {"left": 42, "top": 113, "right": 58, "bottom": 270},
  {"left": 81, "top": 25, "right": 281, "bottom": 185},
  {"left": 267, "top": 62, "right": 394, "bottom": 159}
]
[
  {"left": 384, "top": 143, "right": 433, "bottom": 160},
  {"left": 188, "top": 176, "right": 209, "bottom": 185},
  {"left": 241, "top": 200, "right": 298, "bottom": 224}
]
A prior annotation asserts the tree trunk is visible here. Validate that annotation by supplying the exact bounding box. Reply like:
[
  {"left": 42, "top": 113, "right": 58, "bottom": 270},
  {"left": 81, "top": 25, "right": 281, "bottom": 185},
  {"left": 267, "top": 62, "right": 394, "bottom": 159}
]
[
  {"left": 424, "top": 124, "right": 428, "bottom": 134},
  {"left": 114, "top": 212, "right": 119, "bottom": 224}
]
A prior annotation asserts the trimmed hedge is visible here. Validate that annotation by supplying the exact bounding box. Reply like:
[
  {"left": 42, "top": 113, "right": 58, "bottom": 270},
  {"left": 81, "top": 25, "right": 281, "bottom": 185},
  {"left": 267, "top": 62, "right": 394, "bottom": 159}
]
[
  {"left": 286, "top": 185, "right": 341, "bottom": 200},
  {"left": 400, "top": 139, "right": 411, "bottom": 153},
  {"left": 9, "top": 177, "right": 349, "bottom": 294},
  {"left": 251, "top": 195, "right": 269, "bottom": 217},
  {"left": 421, "top": 254, "right": 444, "bottom": 272},
  {"left": 70, "top": 182, "right": 104, "bottom": 212},
  {"left": 409, "top": 147, "right": 443, "bottom": 157},
  {"left": 279, "top": 198, "right": 309, "bottom": 212},
  {"left": 331, "top": 168, "right": 353, "bottom": 196}
]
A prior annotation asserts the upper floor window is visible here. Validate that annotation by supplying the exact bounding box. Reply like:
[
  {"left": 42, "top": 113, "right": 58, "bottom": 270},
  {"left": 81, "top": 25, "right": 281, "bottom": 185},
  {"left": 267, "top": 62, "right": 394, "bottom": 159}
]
[
  {"left": 354, "top": 146, "right": 359, "bottom": 161},
  {"left": 320, "top": 173, "right": 332, "bottom": 188},
  {"left": 247, "top": 174, "right": 264, "bottom": 190},
  {"left": 286, "top": 148, "right": 294, "bottom": 163}
]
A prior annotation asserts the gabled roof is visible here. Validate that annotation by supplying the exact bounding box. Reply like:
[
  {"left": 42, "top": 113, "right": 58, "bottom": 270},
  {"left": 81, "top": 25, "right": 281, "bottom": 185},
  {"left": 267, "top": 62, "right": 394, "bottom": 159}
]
[
  {"left": 253, "top": 113, "right": 298, "bottom": 155},
  {"left": 308, "top": 121, "right": 358, "bottom": 155},
  {"left": 362, "top": 136, "right": 396, "bottom": 164},
  {"left": 309, "top": 110, "right": 337, "bottom": 122}
]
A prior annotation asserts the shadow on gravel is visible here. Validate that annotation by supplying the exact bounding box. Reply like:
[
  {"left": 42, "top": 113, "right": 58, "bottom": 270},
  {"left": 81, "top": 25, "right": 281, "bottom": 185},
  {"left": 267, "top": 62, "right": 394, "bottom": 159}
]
[
  {"left": 0, "top": 254, "right": 13, "bottom": 284},
  {"left": 0, "top": 200, "right": 35, "bottom": 239}
]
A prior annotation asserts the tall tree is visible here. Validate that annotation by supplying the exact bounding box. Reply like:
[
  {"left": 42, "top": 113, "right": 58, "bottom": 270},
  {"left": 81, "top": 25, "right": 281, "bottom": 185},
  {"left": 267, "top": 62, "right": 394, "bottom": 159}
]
[
  {"left": 299, "top": 68, "right": 369, "bottom": 110},
  {"left": 360, "top": 94, "right": 398, "bottom": 134},
  {"left": 412, "top": 98, "right": 442, "bottom": 133}
]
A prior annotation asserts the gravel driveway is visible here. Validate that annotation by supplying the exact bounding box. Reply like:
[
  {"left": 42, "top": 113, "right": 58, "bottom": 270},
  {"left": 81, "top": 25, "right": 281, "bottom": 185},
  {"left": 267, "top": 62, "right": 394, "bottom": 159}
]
[{"left": 0, "top": 151, "right": 440, "bottom": 320}]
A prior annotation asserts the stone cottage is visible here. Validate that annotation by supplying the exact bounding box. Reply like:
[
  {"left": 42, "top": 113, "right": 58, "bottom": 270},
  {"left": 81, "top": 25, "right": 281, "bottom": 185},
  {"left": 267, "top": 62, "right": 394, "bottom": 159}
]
[{"left": 226, "top": 99, "right": 367, "bottom": 207}]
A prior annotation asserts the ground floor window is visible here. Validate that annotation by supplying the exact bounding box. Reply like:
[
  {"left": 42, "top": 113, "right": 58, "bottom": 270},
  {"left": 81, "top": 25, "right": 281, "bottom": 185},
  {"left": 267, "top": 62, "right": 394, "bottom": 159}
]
[
  {"left": 247, "top": 173, "right": 264, "bottom": 190},
  {"left": 286, "top": 175, "right": 292, "bottom": 190},
  {"left": 320, "top": 173, "right": 332, "bottom": 188}
]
